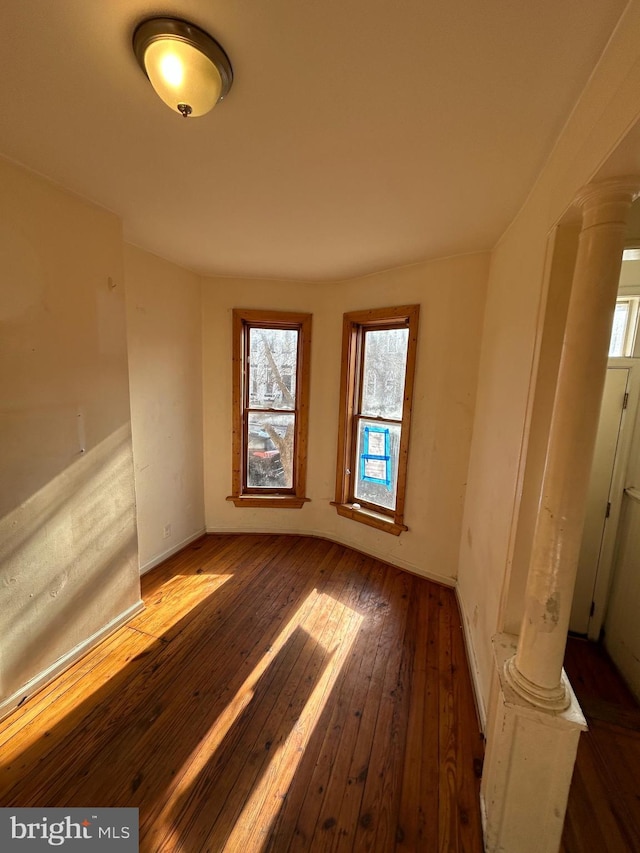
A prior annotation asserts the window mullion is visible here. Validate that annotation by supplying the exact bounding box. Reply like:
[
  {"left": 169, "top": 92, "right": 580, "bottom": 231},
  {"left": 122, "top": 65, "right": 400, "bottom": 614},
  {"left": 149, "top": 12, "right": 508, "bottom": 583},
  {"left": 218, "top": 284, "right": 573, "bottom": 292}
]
[{"left": 357, "top": 415, "right": 402, "bottom": 426}]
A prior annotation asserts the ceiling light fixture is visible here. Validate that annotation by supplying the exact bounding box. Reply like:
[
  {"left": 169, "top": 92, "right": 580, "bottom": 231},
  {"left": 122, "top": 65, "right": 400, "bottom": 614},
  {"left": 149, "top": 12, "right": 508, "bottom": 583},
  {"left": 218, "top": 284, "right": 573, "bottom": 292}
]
[{"left": 133, "top": 17, "right": 233, "bottom": 118}]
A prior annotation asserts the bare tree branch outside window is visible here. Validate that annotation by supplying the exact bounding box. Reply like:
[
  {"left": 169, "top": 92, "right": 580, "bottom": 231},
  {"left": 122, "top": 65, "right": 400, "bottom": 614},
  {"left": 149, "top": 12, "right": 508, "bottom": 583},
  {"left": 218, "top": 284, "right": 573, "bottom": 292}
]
[{"left": 247, "top": 328, "right": 298, "bottom": 488}]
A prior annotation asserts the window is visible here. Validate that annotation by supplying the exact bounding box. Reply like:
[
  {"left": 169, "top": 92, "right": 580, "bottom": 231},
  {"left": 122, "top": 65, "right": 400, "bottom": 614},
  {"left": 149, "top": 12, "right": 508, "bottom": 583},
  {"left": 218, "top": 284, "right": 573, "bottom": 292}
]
[
  {"left": 609, "top": 297, "right": 640, "bottom": 357},
  {"left": 228, "top": 309, "right": 311, "bottom": 508},
  {"left": 333, "top": 305, "right": 419, "bottom": 534}
]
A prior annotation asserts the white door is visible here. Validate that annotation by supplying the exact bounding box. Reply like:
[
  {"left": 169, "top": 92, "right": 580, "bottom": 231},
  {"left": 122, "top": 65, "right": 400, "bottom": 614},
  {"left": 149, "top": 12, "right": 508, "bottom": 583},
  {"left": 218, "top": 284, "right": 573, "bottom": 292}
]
[{"left": 569, "top": 368, "right": 629, "bottom": 634}]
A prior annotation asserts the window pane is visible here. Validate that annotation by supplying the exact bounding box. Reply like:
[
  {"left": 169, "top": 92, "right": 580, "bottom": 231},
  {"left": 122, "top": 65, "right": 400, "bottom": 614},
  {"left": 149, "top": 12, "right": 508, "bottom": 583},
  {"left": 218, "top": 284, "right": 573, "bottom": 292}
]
[
  {"left": 354, "top": 419, "right": 401, "bottom": 510},
  {"left": 361, "top": 328, "right": 409, "bottom": 419},
  {"left": 609, "top": 301, "right": 630, "bottom": 357},
  {"left": 248, "top": 327, "right": 298, "bottom": 409},
  {"left": 247, "top": 412, "right": 294, "bottom": 488}
]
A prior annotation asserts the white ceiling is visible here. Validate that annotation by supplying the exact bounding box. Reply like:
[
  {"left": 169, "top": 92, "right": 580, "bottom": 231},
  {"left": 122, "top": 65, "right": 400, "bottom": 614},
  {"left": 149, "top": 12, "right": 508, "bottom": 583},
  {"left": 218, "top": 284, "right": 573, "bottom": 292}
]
[{"left": 0, "top": 1, "right": 626, "bottom": 281}]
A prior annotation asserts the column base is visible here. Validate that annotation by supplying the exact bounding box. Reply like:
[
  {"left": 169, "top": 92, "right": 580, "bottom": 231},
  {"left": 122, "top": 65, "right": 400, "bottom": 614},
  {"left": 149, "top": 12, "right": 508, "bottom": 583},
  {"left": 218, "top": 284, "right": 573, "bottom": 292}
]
[
  {"left": 481, "top": 635, "right": 587, "bottom": 853},
  {"left": 503, "top": 653, "right": 570, "bottom": 711}
]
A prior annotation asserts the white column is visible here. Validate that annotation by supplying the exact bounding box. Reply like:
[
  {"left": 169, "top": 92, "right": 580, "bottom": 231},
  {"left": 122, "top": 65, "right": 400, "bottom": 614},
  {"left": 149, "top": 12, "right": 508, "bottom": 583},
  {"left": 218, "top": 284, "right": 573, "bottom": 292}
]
[
  {"left": 482, "top": 178, "right": 640, "bottom": 853},
  {"left": 505, "top": 177, "right": 640, "bottom": 710}
]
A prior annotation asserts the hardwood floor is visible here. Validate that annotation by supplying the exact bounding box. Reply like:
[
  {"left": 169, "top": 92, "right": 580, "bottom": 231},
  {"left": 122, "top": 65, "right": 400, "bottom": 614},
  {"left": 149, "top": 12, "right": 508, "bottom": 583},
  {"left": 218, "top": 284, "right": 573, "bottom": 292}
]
[
  {"left": 562, "top": 636, "right": 640, "bottom": 853},
  {"left": 0, "top": 534, "right": 485, "bottom": 852}
]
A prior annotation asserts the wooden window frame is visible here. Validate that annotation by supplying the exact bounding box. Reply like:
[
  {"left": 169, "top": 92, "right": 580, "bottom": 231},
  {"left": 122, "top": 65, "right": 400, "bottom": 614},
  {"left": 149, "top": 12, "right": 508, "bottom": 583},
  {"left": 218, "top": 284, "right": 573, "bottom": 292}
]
[
  {"left": 332, "top": 305, "right": 419, "bottom": 535},
  {"left": 227, "top": 309, "right": 311, "bottom": 508}
]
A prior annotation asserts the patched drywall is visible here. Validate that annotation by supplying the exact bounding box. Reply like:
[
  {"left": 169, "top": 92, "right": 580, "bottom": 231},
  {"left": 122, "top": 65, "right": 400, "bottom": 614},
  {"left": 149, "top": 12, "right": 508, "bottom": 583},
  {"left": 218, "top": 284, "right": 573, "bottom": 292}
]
[{"left": 0, "top": 158, "right": 141, "bottom": 713}]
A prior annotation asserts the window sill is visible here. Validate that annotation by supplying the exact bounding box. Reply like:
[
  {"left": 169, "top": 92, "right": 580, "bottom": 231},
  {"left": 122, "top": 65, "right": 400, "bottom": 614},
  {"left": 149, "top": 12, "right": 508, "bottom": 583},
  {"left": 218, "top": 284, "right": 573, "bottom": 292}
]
[
  {"left": 331, "top": 502, "right": 407, "bottom": 536},
  {"left": 227, "top": 495, "right": 310, "bottom": 509}
]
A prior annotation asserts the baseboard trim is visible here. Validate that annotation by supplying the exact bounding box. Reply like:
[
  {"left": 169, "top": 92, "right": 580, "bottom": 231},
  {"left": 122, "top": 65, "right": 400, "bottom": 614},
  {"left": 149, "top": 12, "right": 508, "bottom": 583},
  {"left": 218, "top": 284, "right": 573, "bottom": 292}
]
[
  {"left": 455, "top": 585, "right": 487, "bottom": 732},
  {"left": 204, "top": 526, "right": 456, "bottom": 588},
  {"left": 0, "top": 599, "right": 144, "bottom": 723},
  {"left": 139, "top": 528, "right": 207, "bottom": 575}
]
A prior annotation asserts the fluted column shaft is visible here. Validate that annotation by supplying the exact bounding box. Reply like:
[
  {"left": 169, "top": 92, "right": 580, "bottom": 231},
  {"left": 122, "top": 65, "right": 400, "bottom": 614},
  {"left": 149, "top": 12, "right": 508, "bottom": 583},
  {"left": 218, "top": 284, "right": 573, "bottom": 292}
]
[{"left": 505, "top": 178, "right": 640, "bottom": 709}]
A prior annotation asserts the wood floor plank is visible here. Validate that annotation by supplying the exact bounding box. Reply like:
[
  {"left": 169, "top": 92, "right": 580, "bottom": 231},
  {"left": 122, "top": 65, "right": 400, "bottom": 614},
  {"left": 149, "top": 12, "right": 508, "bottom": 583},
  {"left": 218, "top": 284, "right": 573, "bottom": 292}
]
[
  {"left": 262, "top": 553, "right": 386, "bottom": 852},
  {"left": 395, "top": 575, "right": 429, "bottom": 851},
  {"left": 143, "top": 538, "right": 348, "bottom": 849},
  {"left": 346, "top": 570, "right": 414, "bottom": 852},
  {"left": 270, "top": 554, "right": 387, "bottom": 849},
  {"left": 229, "top": 551, "right": 368, "bottom": 852},
  {"left": 305, "top": 565, "right": 403, "bottom": 851},
  {"left": 564, "top": 726, "right": 629, "bottom": 852},
  {"left": 421, "top": 585, "right": 442, "bottom": 851},
  {"left": 0, "top": 534, "right": 485, "bottom": 853},
  {"left": 161, "top": 618, "right": 329, "bottom": 851},
  {"left": 144, "top": 538, "right": 357, "bottom": 848},
  {"left": 437, "top": 587, "right": 458, "bottom": 853},
  {"left": 563, "top": 636, "right": 640, "bottom": 853},
  {"left": 181, "top": 548, "right": 359, "bottom": 851},
  {"left": 136, "top": 538, "right": 342, "bottom": 833}
]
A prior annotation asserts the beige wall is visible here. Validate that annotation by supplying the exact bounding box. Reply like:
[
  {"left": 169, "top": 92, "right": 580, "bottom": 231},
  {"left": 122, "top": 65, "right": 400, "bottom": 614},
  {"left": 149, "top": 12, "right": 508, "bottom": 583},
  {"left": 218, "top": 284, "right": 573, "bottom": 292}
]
[
  {"left": 457, "top": 0, "right": 640, "bottom": 715},
  {"left": 124, "top": 245, "right": 205, "bottom": 572},
  {"left": 203, "top": 254, "right": 489, "bottom": 584},
  {"left": 0, "top": 158, "right": 141, "bottom": 716}
]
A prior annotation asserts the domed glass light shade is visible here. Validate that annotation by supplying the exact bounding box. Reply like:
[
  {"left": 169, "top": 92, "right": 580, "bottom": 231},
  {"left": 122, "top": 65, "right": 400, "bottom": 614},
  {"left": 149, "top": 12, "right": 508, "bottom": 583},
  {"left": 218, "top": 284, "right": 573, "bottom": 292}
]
[{"left": 133, "top": 18, "right": 233, "bottom": 117}]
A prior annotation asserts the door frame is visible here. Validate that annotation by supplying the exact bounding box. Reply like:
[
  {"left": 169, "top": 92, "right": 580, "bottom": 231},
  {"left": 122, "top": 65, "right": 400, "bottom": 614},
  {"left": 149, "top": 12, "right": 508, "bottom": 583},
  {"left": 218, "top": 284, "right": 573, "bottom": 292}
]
[{"left": 588, "top": 358, "right": 640, "bottom": 639}]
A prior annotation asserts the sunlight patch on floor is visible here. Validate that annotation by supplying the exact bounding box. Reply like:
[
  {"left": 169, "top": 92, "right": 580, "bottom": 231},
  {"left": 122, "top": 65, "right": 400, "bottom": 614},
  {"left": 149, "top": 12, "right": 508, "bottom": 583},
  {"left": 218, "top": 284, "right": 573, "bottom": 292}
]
[
  {"left": 147, "top": 589, "right": 363, "bottom": 850},
  {"left": 222, "top": 597, "right": 363, "bottom": 850},
  {"left": 134, "top": 573, "right": 233, "bottom": 638}
]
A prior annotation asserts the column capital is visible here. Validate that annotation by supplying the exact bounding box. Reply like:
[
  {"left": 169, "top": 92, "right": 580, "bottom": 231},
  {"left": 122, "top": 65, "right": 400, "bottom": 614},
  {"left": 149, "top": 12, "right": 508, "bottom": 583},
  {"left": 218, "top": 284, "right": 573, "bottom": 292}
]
[{"left": 574, "top": 176, "right": 640, "bottom": 213}]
